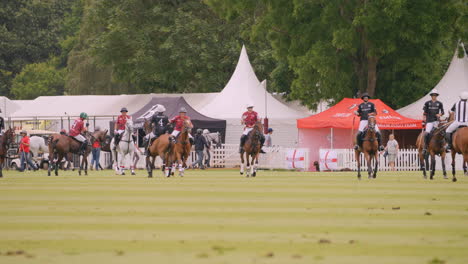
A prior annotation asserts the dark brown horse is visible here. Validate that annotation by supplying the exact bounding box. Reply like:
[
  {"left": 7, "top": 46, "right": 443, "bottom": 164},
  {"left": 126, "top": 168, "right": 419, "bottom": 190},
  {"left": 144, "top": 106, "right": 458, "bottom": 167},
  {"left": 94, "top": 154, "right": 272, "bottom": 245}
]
[
  {"left": 146, "top": 133, "right": 173, "bottom": 178},
  {"left": 355, "top": 115, "right": 379, "bottom": 179},
  {"left": 170, "top": 119, "right": 192, "bottom": 177},
  {"left": 0, "top": 128, "right": 15, "bottom": 178},
  {"left": 240, "top": 121, "right": 263, "bottom": 177},
  {"left": 450, "top": 126, "right": 468, "bottom": 182},
  {"left": 48, "top": 130, "right": 108, "bottom": 176},
  {"left": 416, "top": 121, "right": 448, "bottom": 180}
]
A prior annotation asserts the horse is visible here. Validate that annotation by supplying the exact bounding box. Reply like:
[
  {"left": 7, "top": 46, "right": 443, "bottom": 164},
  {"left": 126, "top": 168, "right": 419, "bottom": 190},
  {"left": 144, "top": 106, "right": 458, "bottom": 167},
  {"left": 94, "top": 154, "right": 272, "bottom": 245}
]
[
  {"left": 203, "top": 131, "right": 222, "bottom": 167},
  {"left": 449, "top": 114, "right": 468, "bottom": 182},
  {"left": 240, "top": 121, "right": 263, "bottom": 177},
  {"left": 48, "top": 129, "right": 107, "bottom": 176},
  {"left": 29, "top": 136, "right": 48, "bottom": 164},
  {"left": 146, "top": 133, "right": 173, "bottom": 178},
  {"left": 110, "top": 119, "right": 135, "bottom": 175},
  {"left": 355, "top": 115, "right": 379, "bottom": 179},
  {"left": 416, "top": 121, "right": 450, "bottom": 180},
  {"left": 170, "top": 119, "right": 192, "bottom": 177},
  {"left": 0, "top": 128, "right": 15, "bottom": 177}
]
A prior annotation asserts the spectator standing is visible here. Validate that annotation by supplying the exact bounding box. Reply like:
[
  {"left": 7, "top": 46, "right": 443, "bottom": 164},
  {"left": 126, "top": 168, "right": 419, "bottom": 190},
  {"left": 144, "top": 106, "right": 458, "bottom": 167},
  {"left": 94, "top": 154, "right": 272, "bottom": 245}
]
[
  {"left": 18, "top": 130, "right": 38, "bottom": 171},
  {"left": 90, "top": 127, "right": 101, "bottom": 171},
  {"left": 385, "top": 134, "right": 399, "bottom": 171},
  {"left": 265, "top": 128, "right": 273, "bottom": 147},
  {"left": 192, "top": 129, "right": 209, "bottom": 169}
]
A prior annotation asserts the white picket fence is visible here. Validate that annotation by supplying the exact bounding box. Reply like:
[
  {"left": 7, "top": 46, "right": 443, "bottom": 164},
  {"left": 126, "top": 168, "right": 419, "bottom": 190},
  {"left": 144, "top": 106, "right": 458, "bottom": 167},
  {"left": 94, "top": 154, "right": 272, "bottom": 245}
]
[
  {"left": 95, "top": 144, "right": 309, "bottom": 170},
  {"left": 321, "top": 148, "right": 465, "bottom": 171}
]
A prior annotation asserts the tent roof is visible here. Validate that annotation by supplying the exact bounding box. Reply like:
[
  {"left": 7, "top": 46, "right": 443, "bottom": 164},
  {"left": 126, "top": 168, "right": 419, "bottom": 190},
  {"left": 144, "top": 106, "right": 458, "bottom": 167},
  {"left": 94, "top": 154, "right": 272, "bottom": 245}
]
[
  {"left": 0, "top": 96, "right": 21, "bottom": 117},
  {"left": 398, "top": 46, "right": 468, "bottom": 119},
  {"left": 9, "top": 93, "right": 217, "bottom": 119},
  {"left": 132, "top": 97, "right": 225, "bottom": 129},
  {"left": 199, "top": 45, "right": 308, "bottom": 119},
  {"left": 297, "top": 98, "right": 422, "bottom": 130}
]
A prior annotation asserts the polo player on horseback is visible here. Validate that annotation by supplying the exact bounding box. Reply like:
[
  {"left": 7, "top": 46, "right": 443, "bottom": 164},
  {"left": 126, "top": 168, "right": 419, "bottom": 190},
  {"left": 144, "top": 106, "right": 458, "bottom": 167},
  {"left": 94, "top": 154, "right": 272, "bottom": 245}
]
[
  {"left": 69, "top": 112, "right": 89, "bottom": 155},
  {"left": 422, "top": 89, "right": 445, "bottom": 154},
  {"left": 0, "top": 108, "right": 5, "bottom": 135},
  {"left": 445, "top": 91, "right": 468, "bottom": 151},
  {"left": 114, "top": 107, "right": 132, "bottom": 148},
  {"left": 354, "top": 93, "right": 384, "bottom": 151},
  {"left": 169, "top": 107, "right": 193, "bottom": 144},
  {"left": 146, "top": 104, "right": 170, "bottom": 155},
  {"left": 239, "top": 103, "right": 265, "bottom": 153}
]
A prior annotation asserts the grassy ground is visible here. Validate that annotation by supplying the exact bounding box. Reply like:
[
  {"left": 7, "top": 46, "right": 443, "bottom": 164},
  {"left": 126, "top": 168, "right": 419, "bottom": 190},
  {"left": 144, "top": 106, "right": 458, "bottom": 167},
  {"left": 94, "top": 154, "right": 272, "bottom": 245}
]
[{"left": 0, "top": 169, "right": 467, "bottom": 264}]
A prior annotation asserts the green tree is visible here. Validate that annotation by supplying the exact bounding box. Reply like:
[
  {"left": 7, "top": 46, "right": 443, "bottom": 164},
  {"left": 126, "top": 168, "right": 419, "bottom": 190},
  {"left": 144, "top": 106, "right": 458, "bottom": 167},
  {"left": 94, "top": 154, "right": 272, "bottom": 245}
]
[
  {"left": 206, "top": 0, "right": 466, "bottom": 109},
  {"left": 65, "top": 0, "right": 275, "bottom": 95},
  {"left": 11, "top": 61, "right": 65, "bottom": 99},
  {"left": 0, "top": 0, "right": 78, "bottom": 97}
]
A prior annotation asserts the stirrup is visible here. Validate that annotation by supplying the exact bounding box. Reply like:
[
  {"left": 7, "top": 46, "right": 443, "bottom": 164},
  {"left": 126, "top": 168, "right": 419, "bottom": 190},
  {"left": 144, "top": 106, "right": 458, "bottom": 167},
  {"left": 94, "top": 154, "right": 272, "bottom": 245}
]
[{"left": 354, "top": 145, "right": 359, "bottom": 150}]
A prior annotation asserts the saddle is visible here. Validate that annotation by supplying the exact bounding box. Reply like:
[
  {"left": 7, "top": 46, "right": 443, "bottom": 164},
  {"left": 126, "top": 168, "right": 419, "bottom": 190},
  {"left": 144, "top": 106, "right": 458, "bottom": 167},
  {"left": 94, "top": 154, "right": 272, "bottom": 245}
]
[{"left": 360, "top": 129, "right": 375, "bottom": 142}]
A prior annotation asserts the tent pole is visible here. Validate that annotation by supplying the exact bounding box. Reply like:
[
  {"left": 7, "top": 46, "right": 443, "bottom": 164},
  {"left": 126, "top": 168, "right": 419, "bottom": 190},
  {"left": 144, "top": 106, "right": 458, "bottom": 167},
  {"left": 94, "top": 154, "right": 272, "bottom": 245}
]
[{"left": 331, "top": 127, "right": 334, "bottom": 149}]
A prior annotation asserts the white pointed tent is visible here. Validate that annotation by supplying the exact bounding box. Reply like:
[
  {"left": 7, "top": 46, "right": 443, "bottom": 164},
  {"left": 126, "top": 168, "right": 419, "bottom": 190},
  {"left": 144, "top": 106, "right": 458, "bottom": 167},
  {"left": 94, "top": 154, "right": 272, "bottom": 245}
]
[
  {"left": 398, "top": 46, "right": 468, "bottom": 119},
  {"left": 199, "top": 45, "right": 310, "bottom": 146}
]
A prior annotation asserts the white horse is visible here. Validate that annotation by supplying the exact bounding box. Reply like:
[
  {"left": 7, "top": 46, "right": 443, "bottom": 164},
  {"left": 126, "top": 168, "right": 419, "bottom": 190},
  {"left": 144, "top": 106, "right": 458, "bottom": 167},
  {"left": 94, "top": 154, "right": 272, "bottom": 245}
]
[
  {"left": 203, "top": 131, "right": 222, "bottom": 167},
  {"left": 29, "top": 136, "right": 48, "bottom": 163},
  {"left": 110, "top": 119, "right": 135, "bottom": 175}
]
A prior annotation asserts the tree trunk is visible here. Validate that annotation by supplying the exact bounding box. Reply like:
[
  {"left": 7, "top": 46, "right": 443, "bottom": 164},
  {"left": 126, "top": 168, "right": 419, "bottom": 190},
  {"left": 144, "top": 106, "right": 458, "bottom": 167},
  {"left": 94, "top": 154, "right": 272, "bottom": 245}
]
[{"left": 366, "top": 56, "right": 378, "bottom": 97}]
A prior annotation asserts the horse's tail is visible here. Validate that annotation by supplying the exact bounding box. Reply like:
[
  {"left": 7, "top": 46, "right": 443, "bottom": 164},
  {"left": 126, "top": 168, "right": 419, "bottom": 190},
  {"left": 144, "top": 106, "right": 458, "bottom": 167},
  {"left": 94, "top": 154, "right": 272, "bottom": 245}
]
[{"left": 48, "top": 136, "right": 59, "bottom": 153}]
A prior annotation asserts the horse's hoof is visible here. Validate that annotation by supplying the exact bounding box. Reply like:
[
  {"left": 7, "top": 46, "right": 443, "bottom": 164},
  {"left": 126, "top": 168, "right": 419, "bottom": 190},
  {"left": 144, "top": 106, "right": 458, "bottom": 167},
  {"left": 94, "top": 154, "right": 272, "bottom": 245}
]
[
  {"left": 240, "top": 172, "right": 243, "bottom": 175},
  {"left": 131, "top": 172, "right": 136, "bottom": 176},
  {"left": 452, "top": 178, "right": 457, "bottom": 182},
  {"left": 443, "top": 175, "right": 448, "bottom": 179},
  {"left": 252, "top": 172, "right": 256, "bottom": 177},
  {"left": 122, "top": 172, "right": 125, "bottom": 176},
  {"left": 423, "top": 175, "right": 427, "bottom": 179},
  {"left": 148, "top": 175, "right": 152, "bottom": 178}
]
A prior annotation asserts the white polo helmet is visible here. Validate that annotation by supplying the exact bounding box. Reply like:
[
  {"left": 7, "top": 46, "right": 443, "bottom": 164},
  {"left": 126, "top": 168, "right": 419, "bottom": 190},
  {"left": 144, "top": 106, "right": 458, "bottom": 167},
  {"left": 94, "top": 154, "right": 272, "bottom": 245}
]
[
  {"left": 460, "top": 91, "right": 468, "bottom": 100},
  {"left": 246, "top": 103, "right": 254, "bottom": 108},
  {"left": 155, "top": 104, "right": 166, "bottom": 112},
  {"left": 429, "top": 89, "right": 439, "bottom": 96}
]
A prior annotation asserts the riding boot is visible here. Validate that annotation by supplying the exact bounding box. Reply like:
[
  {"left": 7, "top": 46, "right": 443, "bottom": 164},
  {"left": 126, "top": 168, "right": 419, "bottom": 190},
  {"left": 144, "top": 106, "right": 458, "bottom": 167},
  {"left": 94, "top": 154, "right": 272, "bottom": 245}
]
[
  {"left": 113, "top": 134, "right": 120, "bottom": 150},
  {"left": 80, "top": 140, "right": 88, "bottom": 155},
  {"left": 132, "top": 134, "right": 137, "bottom": 143},
  {"left": 239, "top": 135, "right": 247, "bottom": 153},
  {"left": 259, "top": 134, "right": 266, "bottom": 154},
  {"left": 354, "top": 132, "right": 362, "bottom": 150},
  {"left": 189, "top": 137, "right": 194, "bottom": 145},
  {"left": 376, "top": 132, "right": 384, "bottom": 151},
  {"left": 445, "top": 132, "right": 452, "bottom": 152}
]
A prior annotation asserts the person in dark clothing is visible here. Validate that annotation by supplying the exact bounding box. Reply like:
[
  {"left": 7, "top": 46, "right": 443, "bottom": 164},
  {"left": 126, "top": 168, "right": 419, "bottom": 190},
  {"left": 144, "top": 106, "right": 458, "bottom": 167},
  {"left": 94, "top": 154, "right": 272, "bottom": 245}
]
[
  {"left": 145, "top": 104, "right": 169, "bottom": 155},
  {"left": 422, "top": 89, "right": 444, "bottom": 154},
  {"left": 191, "top": 129, "right": 209, "bottom": 169},
  {"left": 353, "top": 93, "right": 384, "bottom": 151}
]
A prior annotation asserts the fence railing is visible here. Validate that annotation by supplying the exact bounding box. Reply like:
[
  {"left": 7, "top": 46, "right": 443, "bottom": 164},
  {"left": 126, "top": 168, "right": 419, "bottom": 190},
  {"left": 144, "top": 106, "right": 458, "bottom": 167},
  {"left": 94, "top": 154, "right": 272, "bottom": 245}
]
[{"left": 320, "top": 148, "right": 465, "bottom": 171}]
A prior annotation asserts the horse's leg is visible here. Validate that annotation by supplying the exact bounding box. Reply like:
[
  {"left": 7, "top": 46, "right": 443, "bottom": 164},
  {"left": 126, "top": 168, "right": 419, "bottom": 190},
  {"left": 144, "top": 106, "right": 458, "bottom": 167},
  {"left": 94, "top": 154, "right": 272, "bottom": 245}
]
[
  {"left": 355, "top": 151, "right": 361, "bottom": 180},
  {"left": 78, "top": 154, "right": 83, "bottom": 176},
  {"left": 55, "top": 153, "right": 63, "bottom": 176},
  {"left": 48, "top": 152, "right": 53, "bottom": 176},
  {"left": 430, "top": 153, "right": 436, "bottom": 180},
  {"left": 84, "top": 153, "right": 89, "bottom": 176},
  {"left": 0, "top": 157, "right": 3, "bottom": 178},
  {"left": 451, "top": 151, "right": 457, "bottom": 182},
  {"left": 252, "top": 153, "right": 259, "bottom": 177},
  {"left": 240, "top": 152, "right": 245, "bottom": 175},
  {"left": 146, "top": 155, "right": 152, "bottom": 178},
  {"left": 373, "top": 153, "right": 378, "bottom": 178},
  {"left": 177, "top": 152, "right": 183, "bottom": 177},
  {"left": 441, "top": 152, "right": 447, "bottom": 179},
  {"left": 419, "top": 151, "right": 426, "bottom": 179},
  {"left": 130, "top": 151, "right": 136, "bottom": 175},
  {"left": 365, "top": 153, "right": 372, "bottom": 179},
  {"left": 463, "top": 154, "right": 468, "bottom": 177}
]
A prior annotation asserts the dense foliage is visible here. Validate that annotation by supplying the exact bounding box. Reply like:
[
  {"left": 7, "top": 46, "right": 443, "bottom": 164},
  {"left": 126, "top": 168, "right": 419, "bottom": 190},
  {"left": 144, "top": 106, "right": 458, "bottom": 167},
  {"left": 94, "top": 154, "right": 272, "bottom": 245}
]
[{"left": 2, "top": 0, "right": 466, "bottom": 109}]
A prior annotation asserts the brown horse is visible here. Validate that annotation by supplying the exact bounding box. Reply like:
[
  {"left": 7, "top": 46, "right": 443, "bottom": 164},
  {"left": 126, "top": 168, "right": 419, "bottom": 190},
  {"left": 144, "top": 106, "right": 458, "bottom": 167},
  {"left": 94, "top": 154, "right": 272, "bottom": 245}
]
[
  {"left": 146, "top": 133, "right": 173, "bottom": 178},
  {"left": 416, "top": 121, "right": 448, "bottom": 180},
  {"left": 170, "top": 119, "right": 192, "bottom": 177},
  {"left": 240, "top": 121, "right": 263, "bottom": 177},
  {"left": 0, "top": 128, "right": 15, "bottom": 178},
  {"left": 48, "top": 129, "right": 108, "bottom": 176},
  {"left": 355, "top": 115, "right": 379, "bottom": 179},
  {"left": 450, "top": 126, "right": 468, "bottom": 182}
]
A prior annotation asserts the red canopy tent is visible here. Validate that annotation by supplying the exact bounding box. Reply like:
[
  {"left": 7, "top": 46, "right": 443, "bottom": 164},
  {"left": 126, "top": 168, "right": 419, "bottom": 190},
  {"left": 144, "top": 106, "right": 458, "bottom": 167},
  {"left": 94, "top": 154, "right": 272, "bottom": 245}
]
[
  {"left": 297, "top": 98, "right": 422, "bottom": 170},
  {"left": 297, "top": 98, "right": 422, "bottom": 130}
]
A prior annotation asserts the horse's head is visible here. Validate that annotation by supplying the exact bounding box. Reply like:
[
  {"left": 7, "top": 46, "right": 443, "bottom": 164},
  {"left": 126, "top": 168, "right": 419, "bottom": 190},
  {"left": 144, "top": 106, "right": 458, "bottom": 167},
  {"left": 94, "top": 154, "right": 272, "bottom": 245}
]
[
  {"left": 93, "top": 129, "right": 108, "bottom": 143},
  {"left": 254, "top": 121, "right": 264, "bottom": 133},
  {"left": 183, "top": 119, "right": 192, "bottom": 133},
  {"left": 143, "top": 119, "right": 152, "bottom": 135},
  {"left": 367, "top": 115, "right": 376, "bottom": 132},
  {"left": 214, "top": 132, "right": 222, "bottom": 147},
  {"left": 126, "top": 119, "right": 134, "bottom": 132},
  {"left": 3, "top": 128, "right": 15, "bottom": 146}
]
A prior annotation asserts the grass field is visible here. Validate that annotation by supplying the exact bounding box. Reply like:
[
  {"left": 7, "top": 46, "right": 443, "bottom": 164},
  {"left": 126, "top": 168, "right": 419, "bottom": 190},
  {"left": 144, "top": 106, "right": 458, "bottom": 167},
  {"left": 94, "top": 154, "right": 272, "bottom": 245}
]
[{"left": 0, "top": 169, "right": 467, "bottom": 264}]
